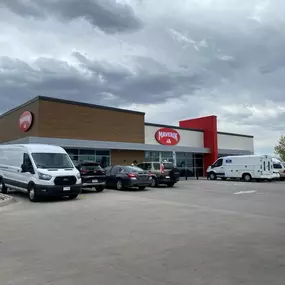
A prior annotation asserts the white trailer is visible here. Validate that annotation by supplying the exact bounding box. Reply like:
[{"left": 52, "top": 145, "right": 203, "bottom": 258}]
[{"left": 206, "top": 155, "right": 279, "bottom": 182}]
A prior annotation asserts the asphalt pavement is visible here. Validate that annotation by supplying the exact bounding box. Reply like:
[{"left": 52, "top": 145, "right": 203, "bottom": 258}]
[{"left": 1, "top": 179, "right": 285, "bottom": 285}]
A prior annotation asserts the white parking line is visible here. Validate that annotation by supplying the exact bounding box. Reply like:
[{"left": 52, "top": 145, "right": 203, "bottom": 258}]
[{"left": 234, "top": 190, "right": 257, "bottom": 195}]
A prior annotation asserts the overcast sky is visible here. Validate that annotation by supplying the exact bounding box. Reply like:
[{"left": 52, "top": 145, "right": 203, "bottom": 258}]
[{"left": 0, "top": 0, "right": 284, "bottom": 153}]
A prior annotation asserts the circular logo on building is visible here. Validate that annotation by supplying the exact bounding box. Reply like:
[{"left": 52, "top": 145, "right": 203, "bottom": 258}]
[
  {"left": 155, "top": 128, "right": 180, "bottom": 145},
  {"left": 19, "top": 111, "right": 33, "bottom": 132}
]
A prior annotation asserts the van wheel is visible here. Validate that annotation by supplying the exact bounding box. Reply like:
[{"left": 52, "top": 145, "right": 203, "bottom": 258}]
[
  {"left": 243, "top": 173, "right": 252, "bottom": 182},
  {"left": 0, "top": 178, "right": 7, "bottom": 194},
  {"left": 28, "top": 185, "right": 39, "bottom": 202},
  {"left": 209, "top": 172, "right": 217, "bottom": 180}
]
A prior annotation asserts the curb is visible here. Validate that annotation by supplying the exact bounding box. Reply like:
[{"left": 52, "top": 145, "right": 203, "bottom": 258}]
[{"left": 0, "top": 194, "right": 16, "bottom": 207}]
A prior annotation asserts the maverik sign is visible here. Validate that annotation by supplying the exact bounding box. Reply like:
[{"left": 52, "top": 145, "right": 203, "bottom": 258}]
[
  {"left": 155, "top": 128, "right": 180, "bottom": 145},
  {"left": 19, "top": 111, "right": 33, "bottom": 132}
]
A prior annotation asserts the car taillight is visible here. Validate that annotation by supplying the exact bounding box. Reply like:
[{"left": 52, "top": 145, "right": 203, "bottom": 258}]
[
  {"left": 160, "top": 164, "right": 165, "bottom": 174},
  {"left": 283, "top": 170, "right": 285, "bottom": 173},
  {"left": 80, "top": 169, "right": 88, "bottom": 174},
  {"left": 127, "top": 173, "right": 137, "bottom": 178}
]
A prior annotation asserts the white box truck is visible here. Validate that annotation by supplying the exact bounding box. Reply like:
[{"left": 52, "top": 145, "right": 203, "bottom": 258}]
[
  {"left": 0, "top": 144, "right": 82, "bottom": 202},
  {"left": 206, "top": 155, "right": 279, "bottom": 182}
]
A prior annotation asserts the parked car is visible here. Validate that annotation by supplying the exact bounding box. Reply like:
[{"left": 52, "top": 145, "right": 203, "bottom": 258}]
[
  {"left": 207, "top": 155, "right": 277, "bottom": 182},
  {"left": 0, "top": 144, "right": 82, "bottom": 202},
  {"left": 273, "top": 162, "right": 285, "bottom": 181},
  {"left": 104, "top": 165, "right": 153, "bottom": 190},
  {"left": 76, "top": 162, "right": 106, "bottom": 192},
  {"left": 137, "top": 161, "right": 180, "bottom": 187}
]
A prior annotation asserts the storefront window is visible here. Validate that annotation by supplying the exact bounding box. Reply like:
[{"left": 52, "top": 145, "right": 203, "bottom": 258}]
[
  {"left": 161, "top": 152, "right": 173, "bottom": 162},
  {"left": 145, "top": 151, "right": 160, "bottom": 162},
  {"left": 65, "top": 148, "right": 111, "bottom": 167},
  {"left": 96, "top": 150, "right": 110, "bottom": 168},
  {"left": 176, "top": 153, "right": 194, "bottom": 177},
  {"left": 65, "top": 149, "right": 79, "bottom": 165}
]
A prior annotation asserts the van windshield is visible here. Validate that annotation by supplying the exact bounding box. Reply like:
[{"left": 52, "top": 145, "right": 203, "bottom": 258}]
[{"left": 32, "top": 153, "right": 74, "bottom": 169}]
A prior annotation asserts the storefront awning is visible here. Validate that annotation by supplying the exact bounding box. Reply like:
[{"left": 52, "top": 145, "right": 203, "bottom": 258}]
[{"left": 5, "top": 136, "right": 210, "bottom": 154}]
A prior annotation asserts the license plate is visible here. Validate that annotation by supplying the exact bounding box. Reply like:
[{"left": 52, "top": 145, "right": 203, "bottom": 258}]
[
  {"left": 92, "top": 179, "right": 98, "bottom": 183},
  {"left": 63, "top": 187, "right": 70, "bottom": 191},
  {"left": 166, "top": 176, "right": 170, "bottom": 178}
]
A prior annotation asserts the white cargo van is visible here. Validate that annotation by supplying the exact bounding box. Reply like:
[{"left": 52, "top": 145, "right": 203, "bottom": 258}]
[
  {"left": 0, "top": 144, "right": 82, "bottom": 202},
  {"left": 206, "top": 155, "right": 278, "bottom": 182}
]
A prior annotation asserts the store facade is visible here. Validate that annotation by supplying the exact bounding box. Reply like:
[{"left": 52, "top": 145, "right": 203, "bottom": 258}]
[{"left": 0, "top": 96, "right": 254, "bottom": 176}]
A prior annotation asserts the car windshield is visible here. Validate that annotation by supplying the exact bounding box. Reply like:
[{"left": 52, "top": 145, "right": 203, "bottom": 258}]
[
  {"left": 123, "top": 166, "right": 144, "bottom": 172},
  {"left": 32, "top": 153, "right": 74, "bottom": 169}
]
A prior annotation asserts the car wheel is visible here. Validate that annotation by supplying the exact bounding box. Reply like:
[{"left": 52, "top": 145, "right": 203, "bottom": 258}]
[
  {"left": 28, "top": 184, "right": 39, "bottom": 202},
  {"left": 243, "top": 173, "right": 252, "bottom": 182},
  {"left": 95, "top": 186, "right": 105, "bottom": 192},
  {"left": 167, "top": 182, "right": 175, "bottom": 187},
  {"left": 0, "top": 178, "right": 7, "bottom": 194},
  {"left": 150, "top": 177, "right": 158, "bottom": 187},
  {"left": 69, "top": 194, "right": 78, "bottom": 200},
  {"left": 209, "top": 172, "right": 217, "bottom": 180},
  {"left": 221, "top": 177, "right": 227, "bottom": 181},
  {"left": 116, "top": 179, "right": 123, "bottom": 190},
  {"left": 138, "top": 186, "right": 145, "bottom": 190}
]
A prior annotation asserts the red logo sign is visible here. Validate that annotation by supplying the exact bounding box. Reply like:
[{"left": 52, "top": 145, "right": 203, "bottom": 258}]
[
  {"left": 155, "top": 128, "right": 180, "bottom": 145},
  {"left": 19, "top": 111, "right": 33, "bottom": 132}
]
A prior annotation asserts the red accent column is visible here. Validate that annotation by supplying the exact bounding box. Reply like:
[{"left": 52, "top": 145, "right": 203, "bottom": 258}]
[{"left": 179, "top": 115, "right": 218, "bottom": 176}]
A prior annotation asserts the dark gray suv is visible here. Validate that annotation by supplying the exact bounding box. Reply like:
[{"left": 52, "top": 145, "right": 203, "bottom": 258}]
[{"left": 137, "top": 162, "right": 180, "bottom": 187}]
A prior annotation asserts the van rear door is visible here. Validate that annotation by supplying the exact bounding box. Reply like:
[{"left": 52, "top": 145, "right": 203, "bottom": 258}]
[{"left": 261, "top": 156, "right": 272, "bottom": 175}]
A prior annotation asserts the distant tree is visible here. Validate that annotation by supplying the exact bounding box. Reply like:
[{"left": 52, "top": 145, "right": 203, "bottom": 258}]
[{"left": 274, "top": 135, "right": 285, "bottom": 161}]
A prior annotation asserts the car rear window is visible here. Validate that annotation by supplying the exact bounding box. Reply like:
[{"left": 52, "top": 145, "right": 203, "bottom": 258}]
[
  {"left": 163, "top": 162, "right": 174, "bottom": 169},
  {"left": 123, "top": 166, "right": 144, "bottom": 172},
  {"left": 81, "top": 164, "right": 102, "bottom": 171}
]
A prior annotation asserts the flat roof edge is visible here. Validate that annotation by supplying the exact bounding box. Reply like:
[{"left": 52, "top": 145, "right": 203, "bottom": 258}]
[
  {"left": 218, "top": 131, "right": 254, "bottom": 138},
  {"left": 0, "top": 97, "right": 39, "bottom": 120},
  {"left": 38, "top": 96, "right": 145, "bottom": 115}
]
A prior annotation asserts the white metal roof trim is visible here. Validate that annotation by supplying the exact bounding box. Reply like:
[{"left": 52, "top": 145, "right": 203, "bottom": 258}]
[
  {"left": 18, "top": 136, "right": 210, "bottom": 153},
  {"left": 218, "top": 148, "right": 254, "bottom": 155}
]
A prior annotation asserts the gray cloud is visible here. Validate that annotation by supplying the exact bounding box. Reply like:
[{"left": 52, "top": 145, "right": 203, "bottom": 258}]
[
  {"left": 0, "top": 52, "right": 204, "bottom": 114},
  {"left": 0, "top": 0, "right": 285, "bottom": 152},
  {"left": 0, "top": 0, "right": 142, "bottom": 33}
]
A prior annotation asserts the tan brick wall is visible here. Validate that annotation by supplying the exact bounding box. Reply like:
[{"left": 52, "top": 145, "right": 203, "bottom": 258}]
[
  {"left": 38, "top": 100, "right": 145, "bottom": 143},
  {"left": 0, "top": 100, "right": 39, "bottom": 143},
  {"left": 111, "top": 150, "right": 145, "bottom": 165}
]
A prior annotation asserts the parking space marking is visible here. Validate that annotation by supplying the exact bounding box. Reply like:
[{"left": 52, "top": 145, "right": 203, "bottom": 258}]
[{"left": 234, "top": 190, "right": 257, "bottom": 195}]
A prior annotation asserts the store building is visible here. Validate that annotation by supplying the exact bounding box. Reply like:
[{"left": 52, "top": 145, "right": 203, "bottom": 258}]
[{"left": 0, "top": 96, "right": 254, "bottom": 176}]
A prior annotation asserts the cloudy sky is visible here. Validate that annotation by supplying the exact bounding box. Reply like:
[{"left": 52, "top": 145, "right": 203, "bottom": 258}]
[{"left": 0, "top": 0, "right": 284, "bottom": 153}]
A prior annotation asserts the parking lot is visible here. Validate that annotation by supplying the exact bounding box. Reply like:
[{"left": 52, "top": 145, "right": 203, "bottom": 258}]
[{"left": 1, "top": 179, "right": 285, "bottom": 285}]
